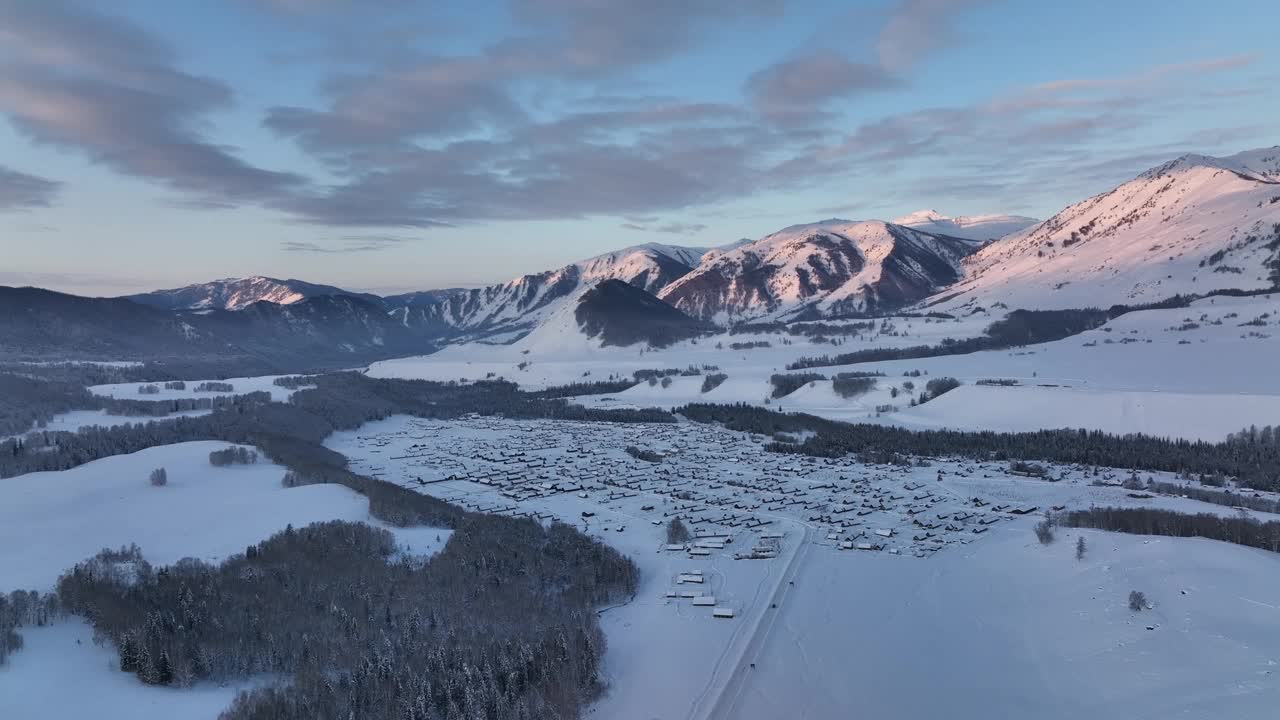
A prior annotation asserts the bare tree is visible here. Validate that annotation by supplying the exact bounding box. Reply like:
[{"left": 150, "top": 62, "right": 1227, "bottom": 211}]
[
  {"left": 1075, "top": 536, "right": 1086, "bottom": 560},
  {"left": 1129, "top": 590, "right": 1147, "bottom": 611},
  {"left": 1034, "top": 519, "right": 1055, "bottom": 545},
  {"left": 666, "top": 517, "right": 691, "bottom": 544},
  {"left": 149, "top": 467, "right": 168, "bottom": 487}
]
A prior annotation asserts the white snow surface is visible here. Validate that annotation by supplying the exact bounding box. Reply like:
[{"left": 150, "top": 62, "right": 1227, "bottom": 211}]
[
  {"left": 0, "top": 441, "right": 450, "bottom": 591},
  {"left": 926, "top": 147, "right": 1280, "bottom": 312},
  {"left": 894, "top": 208, "right": 1039, "bottom": 241},
  {"left": 729, "top": 524, "right": 1280, "bottom": 720},
  {"left": 370, "top": 293, "right": 1280, "bottom": 442},
  {"left": 1, "top": 619, "right": 259, "bottom": 720},
  {"left": 331, "top": 414, "right": 1280, "bottom": 720},
  {"left": 3, "top": 408, "right": 213, "bottom": 442},
  {"left": 369, "top": 311, "right": 990, "bottom": 386},
  {"left": 88, "top": 374, "right": 311, "bottom": 403}
]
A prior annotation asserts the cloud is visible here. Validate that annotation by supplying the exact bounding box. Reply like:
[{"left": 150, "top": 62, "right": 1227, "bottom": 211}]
[
  {"left": 744, "top": 1, "right": 979, "bottom": 125},
  {"left": 281, "top": 234, "right": 418, "bottom": 253},
  {"left": 0, "top": 1, "right": 302, "bottom": 205},
  {"left": 0, "top": 165, "right": 61, "bottom": 210},
  {"left": 508, "top": 0, "right": 783, "bottom": 72},
  {"left": 747, "top": 50, "right": 895, "bottom": 121},
  {"left": 775, "top": 53, "right": 1270, "bottom": 216},
  {"left": 261, "top": 0, "right": 775, "bottom": 155},
  {"left": 620, "top": 220, "right": 708, "bottom": 235},
  {"left": 811, "top": 201, "right": 870, "bottom": 216},
  {"left": 806, "top": 53, "right": 1262, "bottom": 169},
  {"left": 0, "top": 269, "right": 146, "bottom": 292},
  {"left": 1, "top": 1, "right": 1266, "bottom": 236},
  {"left": 247, "top": 0, "right": 409, "bottom": 14},
  {"left": 270, "top": 99, "right": 780, "bottom": 226},
  {"left": 877, "top": 0, "right": 986, "bottom": 72},
  {"left": 1029, "top": 54, "right": 1258, "bottom": 95},
  {"left": 265, "top": 55, "right": 526, "bottom": 152}
]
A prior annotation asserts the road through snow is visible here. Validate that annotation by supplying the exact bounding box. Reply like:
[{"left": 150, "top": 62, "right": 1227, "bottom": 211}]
[{"left": 692, "top": 521, "right": 813, "bottom": 720}]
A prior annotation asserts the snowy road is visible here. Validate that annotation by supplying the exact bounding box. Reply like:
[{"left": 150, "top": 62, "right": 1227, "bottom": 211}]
[{"left": 699, "top": 522, "right": 813, "bottom": 720}]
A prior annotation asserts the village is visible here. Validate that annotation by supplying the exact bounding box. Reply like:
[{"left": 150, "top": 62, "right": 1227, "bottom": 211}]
[{"left": 328, "top": 414, "right": 1063, "bottom": 623}]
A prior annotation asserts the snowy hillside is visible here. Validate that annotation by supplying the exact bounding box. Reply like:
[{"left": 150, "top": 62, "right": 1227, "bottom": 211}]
[
  {"left": 574, "top": 280, "right": 713, "bottom": 348},
  {"left": 388, "top": 242, "right": 711, "bottom": 340},
  {"left": 894, "top": 209, "right": 1039, "bottom": 241},
  {"left": 127, "top": 276, "right": 378, "bottom": 311},
  {"left": 658, "top": 219, "right": 980, "bottom": 322},
  {"left": 925, "top": 147, "right": 1280, "bottom": 312}
]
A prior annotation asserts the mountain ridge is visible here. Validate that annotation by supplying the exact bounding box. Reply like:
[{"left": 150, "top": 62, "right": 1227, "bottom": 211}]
[
  {"left": 922, "top": 146, "right": 1280, "bottom": 312},
  {"left": 658, "top": 219, "right": 980, "bottom": 323},
  {"left": 127, "top": 276, "right": 382, "bottom": 312},
  {"left": 0, "top": 286, "right": 437, "bottom": 370}
]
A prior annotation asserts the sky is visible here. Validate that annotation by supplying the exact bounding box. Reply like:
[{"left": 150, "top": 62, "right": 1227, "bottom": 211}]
[{"left": 0, "top": 0, "right": 1277, "bottom": 297}]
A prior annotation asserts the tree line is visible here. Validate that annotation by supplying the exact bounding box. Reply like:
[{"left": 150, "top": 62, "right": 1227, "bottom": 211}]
[
  {"left": 782, "top": 297, "right": 1252, "bottom": 372},
  {"left": 0, "top": 371, "right": 260, "bottom": 438},
  {"left": 677, "top": 403, "right": 1280, "bottom": 490},
  {"left": 1057, "top": 507, "right": 1280, "bottom": 553}
]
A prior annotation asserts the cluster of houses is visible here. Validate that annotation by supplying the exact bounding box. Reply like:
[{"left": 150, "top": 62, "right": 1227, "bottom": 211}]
[
  {"left": 344, "top": 416, "right": 1043, "bottom": 561},
  {"left": 664, "top": 570, "right": 736, "bottom": 619}
]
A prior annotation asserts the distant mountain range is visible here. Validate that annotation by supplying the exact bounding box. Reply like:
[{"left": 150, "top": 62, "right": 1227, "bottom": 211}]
[
  {"left": 127, "top": 276, "right": 383, "bottom": 312},
  {"left": 386, "top": 243, "right": 711, "bottom": 340},
  {"left": 893, "top": 210, "right": 1039, "bottom": 242},
  {"left": 0, "top": 287, "right": 437, "bottom": 370},
  {"left": 7, "top": 145, "right": 1278, "bottom": 360}
]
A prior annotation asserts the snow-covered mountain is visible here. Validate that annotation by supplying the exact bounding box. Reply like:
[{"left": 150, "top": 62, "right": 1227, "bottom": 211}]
[
  {"left": 127, "top": 276, "right": 379, "bottom": 312},
  {"left": 506, "top": 280, "right": 712, "bottom": 355},
  {"left": 894, "top": 210, "right": 1039, "bottom": 242},
  {"left": 575, "top": 279, "right": 713, "bottom": 348},
  {"left": 923, "top": 147, "right": 1280, "bottom": 312},
  {"left": 389, "top": 243, "right": 711, "bottom": 339},
  {"left": 0, "top": 286, "right": 436, "bottom": 367},
  {"left": 657, "top": 219, "right": 980, "bottom": 323}
]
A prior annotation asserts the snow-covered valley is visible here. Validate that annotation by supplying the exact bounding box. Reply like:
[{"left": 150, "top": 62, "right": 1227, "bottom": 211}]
[
  {"left": 324, "top": 414, "right": 1280, "bottom": 720},
  {"left": 369, "top": 292, "right": 1280, "bottom": 443},
  {"left": 4, "top": 145, "right": 1280, "bottom": 720}
]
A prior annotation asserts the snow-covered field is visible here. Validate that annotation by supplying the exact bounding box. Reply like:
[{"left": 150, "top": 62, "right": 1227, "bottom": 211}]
[
  {"left": 888, "top": 384, "right": 1280, "bottom": 441},
  {"left": 0, "top": 441, "right": 450, "bottom": 591},
  {"left": 730, "top": 524, "right": 1280, "bottom": 720},
  {"left": 368, "top": 312, "right": 993, "bottom": 389},
  {"left": 88, "top": 374, "right": 312, "bottom": 403},
  {"left": 5, "top": 290, "right": 1278, "bottom": 719},
  {"left": 328, "top": 414, "right": 1280, "bottom": 720},
  {"left": 368, "top": 293, "right": 1280, "bottom": 442},
  {"left": 2, "top": 619, "right": 261, "bottom": 720},
  {"left": 0, "top": 441, "right": 451, "bottom": 720},
  {"left": 3, "top": 408, "right": 213, "bottom": 442}
]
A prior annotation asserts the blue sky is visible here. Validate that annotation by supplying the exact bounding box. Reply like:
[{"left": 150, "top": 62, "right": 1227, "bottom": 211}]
[{"left": 1, "top": 0, "right": 1277, "bottom": 296}]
